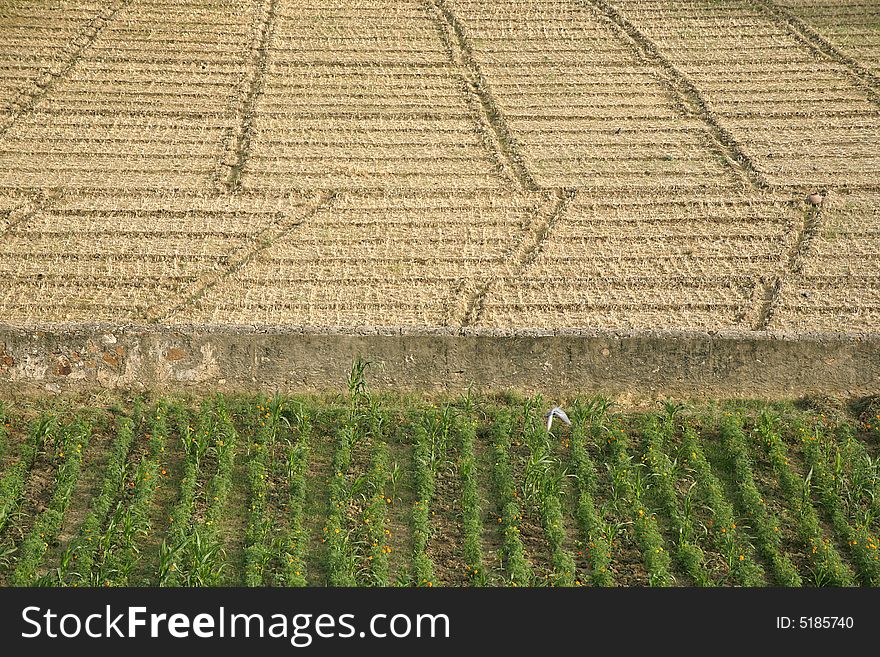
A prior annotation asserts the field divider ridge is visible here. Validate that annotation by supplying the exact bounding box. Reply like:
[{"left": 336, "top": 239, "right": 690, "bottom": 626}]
[
  {"left": 1, "top": 324, "right": 879, "bottom": 397},
  {"left": 578, "top": 0, "right": 769, "bottom": 190},
  {"left": 426, "top": 0, "right": 540, "bottom": 192},
  {"left": 456, "top": 187, "right": 576, "bottom": 328},
  {"left": 0, "top": 0, "right": 134, "bottom": 140},
  {"left": 746, "top": 0, "right": 880, "bottom": 107},
  {"left": 144, "top": 190, "right": 336, "bottom": 323},
  {"left": 0, "top": 188, "right": 63, "bottom": 236},
  {"left": 215, "top": 0, "right": 280, "bottom": 193},
  {"left": 751, "top": 201, "right": 821, "bottom": 331}
]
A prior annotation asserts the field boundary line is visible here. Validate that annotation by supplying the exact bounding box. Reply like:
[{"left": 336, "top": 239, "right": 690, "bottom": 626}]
[
  {"left": 0, "top": 0, "right": 132, "bottom": 140},
  {"left": 747, "top": 0, "right": 880, "bottom": 107},
  {"left": 0, "top": 189, "right": 63, "bottom": 236},
  {"left": 426, "top": 0, "right": 540, "bottom": 192},
  {"left": 578, "top": 0, "right": 768, "bottom": 190},
  {"left": 456, "top": 188, "right": 576, "bottom": 328},
  {"left": 752, "top": 202, "right": 821, "bottom": 331},
  {"left": 0, "top": 321, "right": 877, "bottom": 340},
  {"left": 215, "top": 0, "right": 280, "bottom": 193},
  {"left": 144, "top": 190, "right": 336, "bottom": 323}
]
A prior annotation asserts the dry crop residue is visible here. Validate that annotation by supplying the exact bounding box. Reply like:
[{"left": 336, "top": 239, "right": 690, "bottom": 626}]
[{"left": 0, "top": 0, "right": 877, "bottom": 337}]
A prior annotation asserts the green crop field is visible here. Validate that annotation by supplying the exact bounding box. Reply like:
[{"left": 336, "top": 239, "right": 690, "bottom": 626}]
[{"left": 1, "top": 365, "right": 878, "bottom": 588}]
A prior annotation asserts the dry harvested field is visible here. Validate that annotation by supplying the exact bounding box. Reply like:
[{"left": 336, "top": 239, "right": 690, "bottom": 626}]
[{"left": 1, "top": 0, "right": 880, "bottom": 337}]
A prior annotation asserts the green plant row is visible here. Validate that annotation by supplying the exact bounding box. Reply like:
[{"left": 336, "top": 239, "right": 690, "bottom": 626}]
[
  {"left": 641, "top": 418, "right": 711, "bottom": 586},
  {"left": 0, "top": 416, "right": 55, "bottom": 533},
  {"left": 99, "top": 402, "right": 171, "bottom": 585},
  {"left": 755, "top": 416, "right": 855, "bottom": 586},
  {"left": 243, "top": 396, "right": 287, "bottom": 586},
  {"left": 361, "top": 440, "right": 391, "bottom": 586},
  {"left": 278, "top": 405, "right": 310, "bottom": 586},
  {"left": 12, "top": 419, "right": 92, "bottom": 585},
  {"left": 681, "top": 426, "right": 766, "bottom": 586},
  {"left": 411, "top": 415, "right": 438, "bottom": 587},
  {"left": 603, "top": 418, "right": 673, "bottom": 586},
  {"left": 326, "top": 424, "right": 357, "bottom": 586},
  {"left": 570, "top": 402, "right": 614, "bottom": 586},
  {"left": 458, "top": 414, "right": 486, "bottom": 585},
  {"left": 522, "top": 408, "right": 576, "bottom": 586},
  {"left": 825, "top": 433, "right": 880, "bottom": 535},
  {"left": 800, "top": 428, "right": 880, "bottom": 585},
  {"left": 190, "top": 398, "right": 238, "bottom": 586},
  {"left": 490, "top": 411, "right": 533, "bottom": 586},
  {"left": 61, "top": 413, "right": 138, "bottom": 584},
  {"left": 718, "top": 415, "right": 802, "bottom": 586},
  {"left": 158, "top": 401, "right": 216, "bottom": 586}
]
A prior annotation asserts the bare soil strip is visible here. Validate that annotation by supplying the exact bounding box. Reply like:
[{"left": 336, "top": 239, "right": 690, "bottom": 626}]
[
  {"left": 0, "top": 0, "right": 133, "bottom": 140},
  {"left": 216, "top": 0, "right": 280, "bottom": 192},
  {"left": 579, "top": 0, "right": 768, "bottom": 190},
  {"left": 385, "top": 427, "right": 415, "bottom": 586},
  {"left": 144, "top": 190, "right": 335, "bottom": 322},
  {"left": 220, "top": 438, "right": 251, "bottom": 585},
  {"left": 426, "top": 0, "right": 540, "bottom": 192},
  {"left": 747, "top": 0, "right": 880, "bottom": 107},
  {"left": 300, "top": 412, "right": 334, "bottom": 586},
  {"left": 473, "top": 428, "right": 504, "bottom": 585}
]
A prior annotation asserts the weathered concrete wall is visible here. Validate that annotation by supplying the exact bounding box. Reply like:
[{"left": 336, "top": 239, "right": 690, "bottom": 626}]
[{"left": 0, "top": 324, "right": 877, "bottom": 399}]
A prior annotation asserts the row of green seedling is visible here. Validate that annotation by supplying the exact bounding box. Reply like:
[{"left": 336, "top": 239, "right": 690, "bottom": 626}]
[
  {"left": 569, "top": 400, "right": 614, "bottom": 586},
  {"left": 244, "top": 396, "right": 285, "bottom": 586},
  {"left": 324, "top": 360, "right": 378, "bottom": 586},
  {"left": 58, "top": 411, "right": 139, "bottom": 585},
  {"left": 325, "top": 420, "right": 359, "bottom": 586},
  {"left": 410, "top": 406, "right": 455, "bottom": 587},
  {"left": 522, "top": 400, "right": 577, "bottom": 586},
  {"left": 351, "top": 397, "right": 392, "bottom": 587},
  {"left": 158, "top": 403, "right": 211, "bottom": 585},
  {"left": 799, "top": 425, "right": 880, "bottom": 585},
  {"left": 641, "top": 416, "right": 712, "bottom": 586},
  {"left": 12, "top": 419, "right": 92, "bottom": 585},
  {"left": 94, "top": 403, "right": 171, "bottom": 586},
  {"left": 814, "top": 429, "right": 880, "bottom": 537},
  {"left": 0, "top": 416, "right": 55, "bottom": 534},
  {"left": 359, "top": 437, "right": 391, "bottom": 586},
  {"left": 601, "top": 414, "right": 673, "bottom": 586},
  {"left": 679, "top": 424, "right": 766, "bottom": 586},
  {"left": 279, "top": 405, "right": 310, "bottom": 586},
  {"left": 458, "top": 412, "right": 486, "bottom": 585},
  {"left": 755, "top": 416, "right": 855, "bottom": 586},
  {"left": 188, "top": 399, "right": 237, "bottom": 586},
  {"left": 718, "top": 415, "right": 802, "bottom": 586},
  {"left": 159, "top": 399, "right": 235, "bottom": 586},
  {"left": 489, "top": 410, "right": 533, "bottom": 586}
]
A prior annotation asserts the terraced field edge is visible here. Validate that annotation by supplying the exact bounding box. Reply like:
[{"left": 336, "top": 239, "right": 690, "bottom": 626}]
[{"left": 0, "top": 323, "right": 877, "bottom": 398}]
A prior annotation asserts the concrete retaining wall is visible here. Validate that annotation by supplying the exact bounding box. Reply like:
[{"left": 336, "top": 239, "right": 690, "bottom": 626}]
[{"left": 0, "top": 324, "right": 877, "bottom": 399}]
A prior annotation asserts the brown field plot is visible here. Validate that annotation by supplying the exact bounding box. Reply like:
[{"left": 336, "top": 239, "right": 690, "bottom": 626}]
[{"left": 1, "top": 0, "right": 879, "bottom": 336}]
